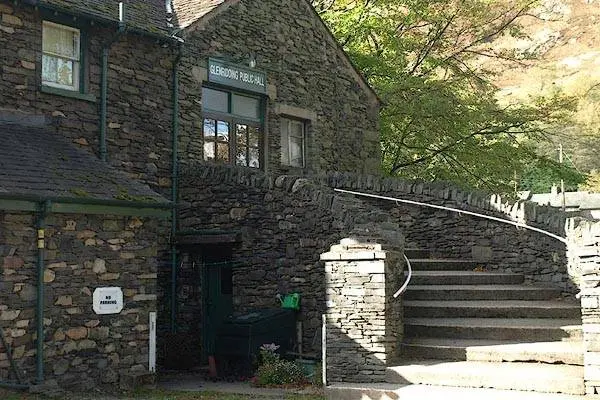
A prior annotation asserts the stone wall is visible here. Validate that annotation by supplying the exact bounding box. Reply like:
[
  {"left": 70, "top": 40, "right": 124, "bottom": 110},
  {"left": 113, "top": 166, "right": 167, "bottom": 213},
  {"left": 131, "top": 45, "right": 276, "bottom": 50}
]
[
  {"left": 177, "top": 164, "right": 402, "bottom": 353},
  {"left": 0, "top": 211, "right": 165, "bottom": 389},
  {"left": 567, "top": 218, "right": 600, "bottom": 394},
  {"left": 177, "top": 0, "right": 381, "bottom": 175},
  {"left": 322, "top": 239, "right": 402, "bottom": 383},
  {"left": 0, "top": 1, "right": 174, "bottom": 197},
  {"left": 314, "top": 173, "right": 576, "bottom": 294}
]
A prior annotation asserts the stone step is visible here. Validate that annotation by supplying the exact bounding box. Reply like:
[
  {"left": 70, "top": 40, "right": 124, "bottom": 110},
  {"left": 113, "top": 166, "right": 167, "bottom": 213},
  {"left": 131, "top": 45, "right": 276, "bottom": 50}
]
[
  {"left": 385, "top": 361, "right": 584, "bottom": 395},
  {"left": 404, "top": 248, "right": 431, "bottom": 259},
  {"left": 404, "top": 300, "right": 581, "bottom": 318},
  {"left": 401, "top": 337, "right": 584, "bottom": 365},
  {"left": 326, "top": 383, "right": 586, "bottom": 400},
  {"left": 404, "top": 284, "right": 561, "bottom": 301},
  {"left": 405, "top": 318, "right": 582, "bottom": 341},
  {"left": 408, "top": 259, "right": 484, "bottom": 271},
  {"left": 409, "top": 270, "right": 524, "bottom": 285}
]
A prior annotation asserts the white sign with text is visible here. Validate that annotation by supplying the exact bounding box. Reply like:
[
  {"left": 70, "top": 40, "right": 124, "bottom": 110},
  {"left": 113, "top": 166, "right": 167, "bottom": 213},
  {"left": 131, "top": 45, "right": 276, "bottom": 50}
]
[{"left": 93, "top": 287, "right": 123, "bottom": 315}]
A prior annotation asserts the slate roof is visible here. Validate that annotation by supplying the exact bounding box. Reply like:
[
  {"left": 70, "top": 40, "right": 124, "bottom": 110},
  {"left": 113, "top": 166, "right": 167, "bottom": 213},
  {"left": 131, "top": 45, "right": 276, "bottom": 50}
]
[
  {"left": 39, "top": 0, "right": 171, "bottom": 36},
  {"left": 0, "top": 123, "right": 168, "bottom": 204},
  {"left": 172, "top": 0, "right": 225, "bottom": 28}
]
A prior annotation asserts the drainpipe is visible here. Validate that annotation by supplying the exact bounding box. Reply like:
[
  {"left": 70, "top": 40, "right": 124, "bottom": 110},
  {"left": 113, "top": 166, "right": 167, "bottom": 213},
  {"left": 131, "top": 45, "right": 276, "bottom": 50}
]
[
  {"left": 0, "top": 382, "right": 30, "bottom": 390},
  {"left": 170, "top": 43, "right": 183, "bottom": 333},
  {"left": 35, "top": 200, "right": 49, "bottom": 384},
  {"left": 100, "top": 3, "right": 126, "bottom": 162}
]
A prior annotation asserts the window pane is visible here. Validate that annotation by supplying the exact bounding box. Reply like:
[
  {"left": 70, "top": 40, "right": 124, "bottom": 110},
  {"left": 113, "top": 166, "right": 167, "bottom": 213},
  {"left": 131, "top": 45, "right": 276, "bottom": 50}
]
[
  {"left": 43, "top": 23, "right": 78, "bottom": 59},
  {"left": 290, "top": 121, "right": 304, "bottom": 138},
  {"left": 236, "top": 148, "right": 247, "bottom": 166},
  {"left": 248, "top": 148, "right": 260, "bottom": 168},
  {"left": 236, "top": 124, "right": 247, "bottom": 147},
  {"left": 232, "top": 94, "right": 259, "bottom": 119},
  {"left": 216, "top": 142, "right": 230, "bottom": 162},
  {"left": 56, "top": 58, "right": 74, "bottom": 86},
  {"left": 280, "top": 120, "right": 289, "bottom": 165},
  {"left": 202, "top": 88, "right": 228, "bottom": 113},
  {"left": 42, "top": 55, "right": 58, "bottom": 83},
  {"left": 290, "top": 135, "right": 304, "bottom": 167},
  {"left": 204, "top": 142, "right": 215, "bottom": 161},
  {"left": 217, "top": 121, "right": 229, "bottom": 142},
  {"left": 203, "top": 119, "right": 216, "bottom": 138},
  {"left": 248, "top": 126, "right": 260, "bottom": 148}
]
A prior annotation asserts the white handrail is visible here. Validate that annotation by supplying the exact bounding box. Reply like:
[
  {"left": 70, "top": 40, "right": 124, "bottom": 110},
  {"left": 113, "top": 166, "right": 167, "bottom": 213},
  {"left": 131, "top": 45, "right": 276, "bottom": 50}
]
[
  {"left": 393, "top": 254, "right": 412, "bottom": 298},
  {"left": 334, "top": 188, "right": 567, "bottom": 244},
  {"left": 334, "top": 188, "right": 569, "bottom": 299}
]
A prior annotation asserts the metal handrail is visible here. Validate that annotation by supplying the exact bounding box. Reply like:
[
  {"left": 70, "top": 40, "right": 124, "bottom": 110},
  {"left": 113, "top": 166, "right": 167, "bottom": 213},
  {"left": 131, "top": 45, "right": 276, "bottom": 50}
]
[
  {"left": 334, "top": 188, "right": 567, "bottom": 243},
  {"left": 393, "top": 253, "right": 412, "bottom": 298},
  {"left": 334, "top": 188, "right": 570, "bottom": 298}
]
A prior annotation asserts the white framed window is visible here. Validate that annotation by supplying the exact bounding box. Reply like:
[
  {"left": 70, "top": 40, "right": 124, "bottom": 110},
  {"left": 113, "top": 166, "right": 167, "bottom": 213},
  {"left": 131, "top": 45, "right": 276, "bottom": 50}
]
[
  {"left": 42, "top": 21, "right": 81, "bottom": 91},
  {"left": 281, "top": 118, "right": 306, "bottom": 168}
]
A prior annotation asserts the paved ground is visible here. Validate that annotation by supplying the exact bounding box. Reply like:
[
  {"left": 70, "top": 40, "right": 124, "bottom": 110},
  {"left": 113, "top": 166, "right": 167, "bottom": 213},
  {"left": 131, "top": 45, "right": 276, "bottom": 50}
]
[
  {"left": 326, "top": 383, "right": 589, "bottom": 400},
  {"left": 158, "top": 371, "right": 323, "bottom": 398}
]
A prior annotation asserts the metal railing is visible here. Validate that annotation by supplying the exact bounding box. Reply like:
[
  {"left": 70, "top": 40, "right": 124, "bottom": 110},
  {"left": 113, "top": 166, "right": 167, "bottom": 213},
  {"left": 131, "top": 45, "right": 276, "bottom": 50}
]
[
  {"left": 393, "top": 254, "right": 413, "bottom": 298},
  {"left": 334, "top": 188, "right": 569, "bottom": 298}
]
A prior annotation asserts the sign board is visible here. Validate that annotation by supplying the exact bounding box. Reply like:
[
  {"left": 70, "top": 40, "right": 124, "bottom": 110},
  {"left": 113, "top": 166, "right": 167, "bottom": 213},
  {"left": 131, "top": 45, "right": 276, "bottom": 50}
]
[
  {"left": 208, "top": 58, "right": 266, "bottom": 94},
  {"left": 93, "top": 287, "right": 123, "bottom": 315}
]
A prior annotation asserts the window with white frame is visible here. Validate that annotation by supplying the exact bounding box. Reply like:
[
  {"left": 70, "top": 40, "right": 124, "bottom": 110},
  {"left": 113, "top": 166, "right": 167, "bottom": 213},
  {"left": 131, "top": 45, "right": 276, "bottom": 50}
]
[
  {"left": 42, "top": 21, "right": 81, "bottom": 91},
  {"left": 280, "top": 118, "right": 306, "bottom": 168}
]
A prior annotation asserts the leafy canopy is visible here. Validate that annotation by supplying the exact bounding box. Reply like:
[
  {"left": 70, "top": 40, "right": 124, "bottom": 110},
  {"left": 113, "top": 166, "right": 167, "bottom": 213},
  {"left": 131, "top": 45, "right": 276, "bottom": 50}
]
[{"left": 313, "top": 0, "right": 574, "bottom": 193}]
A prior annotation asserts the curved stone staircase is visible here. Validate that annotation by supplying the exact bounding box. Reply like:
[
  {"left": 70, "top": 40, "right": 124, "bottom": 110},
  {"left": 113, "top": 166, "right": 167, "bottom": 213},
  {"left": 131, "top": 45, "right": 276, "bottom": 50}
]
[{"left": 386, "top": 248, "right": 584, "bottom": 395}]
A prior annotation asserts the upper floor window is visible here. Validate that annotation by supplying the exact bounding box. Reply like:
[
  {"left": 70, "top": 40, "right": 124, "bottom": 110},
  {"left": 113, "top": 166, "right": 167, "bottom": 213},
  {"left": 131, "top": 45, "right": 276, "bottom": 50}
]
[
  {"left": 202, "top": 87, "right": 263, "bottom": 169},
  {"left": 42, "top": 21, "right": 80, "bottom": 91},
  {"left": 281, "top": 118, "right": 306, "bottom": 168}
]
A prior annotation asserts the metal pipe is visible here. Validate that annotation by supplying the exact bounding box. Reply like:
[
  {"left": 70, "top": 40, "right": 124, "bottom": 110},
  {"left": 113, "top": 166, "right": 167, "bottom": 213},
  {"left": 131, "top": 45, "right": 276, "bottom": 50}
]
[
  {"left": 0, "top": 382, "right": 29, "bottom": 390},
  {"left": 0, "top": 193, "right": 172, "bottom": 210},
  {"left": 35, "top": 200, "right": 49, "bottom": 384},
  {"left": 100, "top": 5, "right": 126, "bottom": 162},
  {"left": 170, "top": 44, "right": 183, "bottom": 333}
]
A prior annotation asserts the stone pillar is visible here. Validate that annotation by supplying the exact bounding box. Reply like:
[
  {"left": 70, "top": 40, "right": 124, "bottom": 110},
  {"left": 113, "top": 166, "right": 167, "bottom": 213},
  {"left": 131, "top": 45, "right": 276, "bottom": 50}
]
[
  {"left": 321, "top": 238, "right": 401, "bottom": 383},
  {"left": 568, "top": 218, "right": 600, "bottom": 395},
  {"left": 581, "top": 288, "right": 600, "bottom": 395}
]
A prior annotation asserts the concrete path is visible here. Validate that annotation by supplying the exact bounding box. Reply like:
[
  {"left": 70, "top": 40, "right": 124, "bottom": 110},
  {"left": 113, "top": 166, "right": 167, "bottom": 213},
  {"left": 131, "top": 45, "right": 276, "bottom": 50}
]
[
  {"left": 326, "top": 383, "right": 587, "bottom": 400},
  {"left": 158, "top": 372, "right": 323, "bottom": 398}
]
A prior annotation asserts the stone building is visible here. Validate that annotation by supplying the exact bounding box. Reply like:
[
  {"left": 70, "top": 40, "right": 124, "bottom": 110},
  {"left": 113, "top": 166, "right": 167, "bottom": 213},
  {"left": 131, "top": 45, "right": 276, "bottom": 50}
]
[{"left": 0, "top": 0, "right": 381, "bottom": 389}]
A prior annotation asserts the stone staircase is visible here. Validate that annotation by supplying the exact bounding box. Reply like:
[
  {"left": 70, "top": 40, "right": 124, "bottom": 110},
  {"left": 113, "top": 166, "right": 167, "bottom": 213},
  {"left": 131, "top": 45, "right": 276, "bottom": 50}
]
[{"left": 387, "top": 248, "right": 584, "bottom": 395}]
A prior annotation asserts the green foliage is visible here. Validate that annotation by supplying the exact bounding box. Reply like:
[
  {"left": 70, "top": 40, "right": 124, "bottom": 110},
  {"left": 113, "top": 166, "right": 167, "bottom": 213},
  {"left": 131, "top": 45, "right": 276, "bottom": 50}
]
[
  {"left": 314, "top": 0, "right": 574, "bottom": 193},
  {"left": 254, "top": 346, "right": 308, "bottom": 387},
  {"left": 519, "top": 158, "right": 587, "bottom": 193}
]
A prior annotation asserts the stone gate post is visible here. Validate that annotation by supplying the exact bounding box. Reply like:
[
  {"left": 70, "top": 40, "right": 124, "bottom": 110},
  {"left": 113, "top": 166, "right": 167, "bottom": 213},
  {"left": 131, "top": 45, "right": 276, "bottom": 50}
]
[{"left": 321, "top": 238, "right": 402, "bottom": 383}]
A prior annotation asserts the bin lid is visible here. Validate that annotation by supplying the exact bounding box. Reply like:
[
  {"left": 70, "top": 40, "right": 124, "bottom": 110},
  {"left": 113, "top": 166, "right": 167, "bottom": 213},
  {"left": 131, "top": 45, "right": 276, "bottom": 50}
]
[{"left": 224, "top": 308, "right": 292, "bottom": 325}]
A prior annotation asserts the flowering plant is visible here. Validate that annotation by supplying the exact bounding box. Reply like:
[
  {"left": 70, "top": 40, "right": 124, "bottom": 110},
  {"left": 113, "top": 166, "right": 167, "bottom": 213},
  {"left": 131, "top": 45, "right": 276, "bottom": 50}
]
[{"left": 253, "top": 343, "right": 307, "bottom": 386}]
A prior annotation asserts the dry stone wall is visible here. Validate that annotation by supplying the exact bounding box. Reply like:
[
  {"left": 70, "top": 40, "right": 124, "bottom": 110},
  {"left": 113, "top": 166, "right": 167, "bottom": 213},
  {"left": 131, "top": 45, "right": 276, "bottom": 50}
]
[
  {"left": 0, "top": 211, "right": 166, "bottom": 389},
  {"left": 315, "top": 173, "right": 576, "bottom": 295},
  {"left": 322, "top": 239, "right": 402, "bottom": 383},
  {"left": 567, "top": 218, "right": 600, "bottom": 394},
  {"left": 178, "top": 164, "right": 403, "bottom": 352}
]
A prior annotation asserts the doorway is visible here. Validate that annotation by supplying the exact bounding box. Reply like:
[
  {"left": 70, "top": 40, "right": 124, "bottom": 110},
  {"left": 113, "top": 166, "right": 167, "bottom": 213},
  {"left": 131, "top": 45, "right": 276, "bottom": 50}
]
[{"left": 201, "top": 244, "right": 234, "bottom": 362}]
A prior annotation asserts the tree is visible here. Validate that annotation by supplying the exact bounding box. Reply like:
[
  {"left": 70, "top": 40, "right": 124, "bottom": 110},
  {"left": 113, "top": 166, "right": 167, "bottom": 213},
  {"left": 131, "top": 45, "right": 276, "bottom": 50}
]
[{"left": 313, "top": 0, "right": 574, "bottom": 193}]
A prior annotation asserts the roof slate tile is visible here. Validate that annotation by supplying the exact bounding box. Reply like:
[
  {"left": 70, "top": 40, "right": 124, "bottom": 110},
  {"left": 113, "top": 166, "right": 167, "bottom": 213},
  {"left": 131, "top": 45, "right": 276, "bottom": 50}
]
[{"left": 0, "top": 123, "right": 168, "bottom": 204}]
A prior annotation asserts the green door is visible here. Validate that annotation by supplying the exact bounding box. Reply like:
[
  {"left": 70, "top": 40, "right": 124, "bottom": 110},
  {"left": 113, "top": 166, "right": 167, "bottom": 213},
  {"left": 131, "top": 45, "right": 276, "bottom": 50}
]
[{"left": 202, "top": 245, "right": 233, "bottom": 360}]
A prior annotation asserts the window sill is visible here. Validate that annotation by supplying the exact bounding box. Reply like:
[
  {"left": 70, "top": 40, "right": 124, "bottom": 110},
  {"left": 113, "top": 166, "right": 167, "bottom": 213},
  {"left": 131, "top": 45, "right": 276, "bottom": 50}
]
[{"left": 40, "top": 85, "right": 97, "bottom": 103}]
